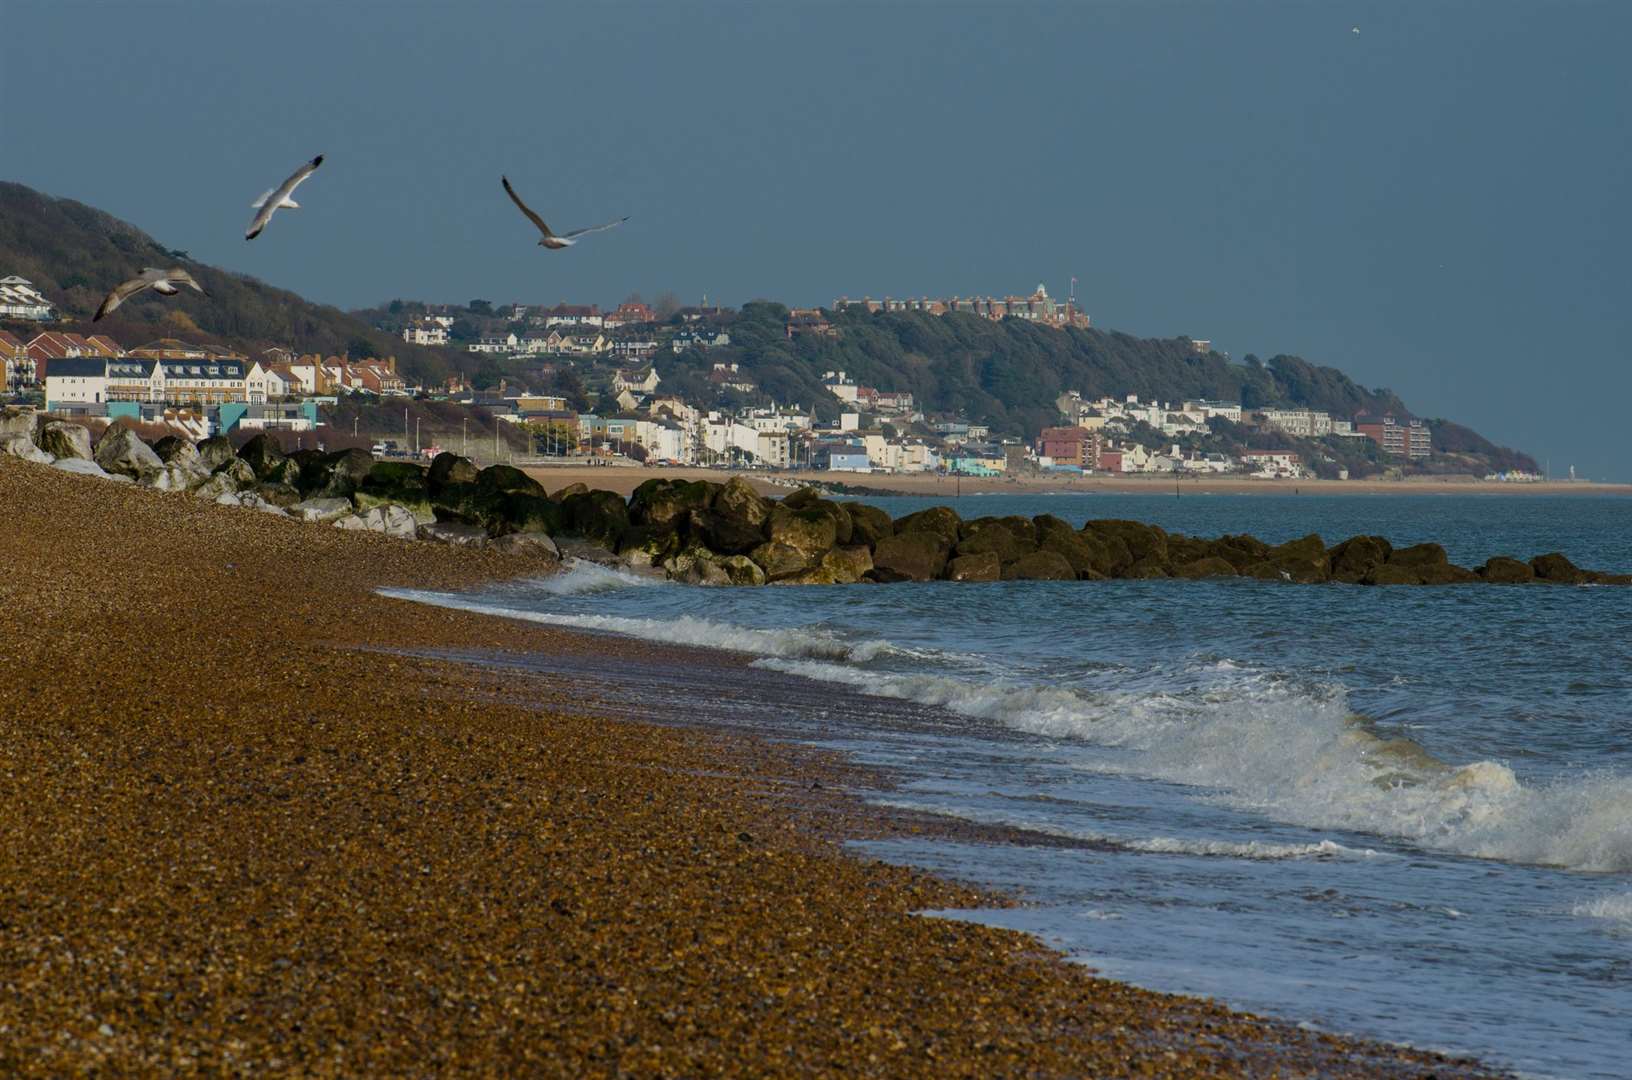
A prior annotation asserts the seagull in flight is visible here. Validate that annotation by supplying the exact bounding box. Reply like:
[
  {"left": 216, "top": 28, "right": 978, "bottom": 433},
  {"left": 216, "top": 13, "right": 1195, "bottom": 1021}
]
[
  {"left": 93, "top": 268, "right": 208, "bottom": 322},
  {"left": 502, "top": 176, "right": 627, "bottom": 249},
  {"left": 245, "top": 154, "right": 324, "bottom": 240}
]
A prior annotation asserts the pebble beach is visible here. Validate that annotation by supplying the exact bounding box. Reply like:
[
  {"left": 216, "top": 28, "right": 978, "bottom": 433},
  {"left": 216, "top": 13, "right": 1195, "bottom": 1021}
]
[{"left": 0, "top": 457, "right": 1505, "bottom": 1077}]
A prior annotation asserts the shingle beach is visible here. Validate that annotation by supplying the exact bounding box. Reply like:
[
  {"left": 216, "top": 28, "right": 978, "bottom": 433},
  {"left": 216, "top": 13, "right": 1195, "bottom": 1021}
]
[{"left": 0, "top": 458, "right": 1502, "bottom": 1077}]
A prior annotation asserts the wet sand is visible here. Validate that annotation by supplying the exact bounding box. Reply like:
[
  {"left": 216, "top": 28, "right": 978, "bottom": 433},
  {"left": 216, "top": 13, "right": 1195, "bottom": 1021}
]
[
  {"left": 0, "top": 457, "right": 1503, "bottom": 1076},
  {"left": 524, "top": 462, "right": 1629, "bottom": 499}
]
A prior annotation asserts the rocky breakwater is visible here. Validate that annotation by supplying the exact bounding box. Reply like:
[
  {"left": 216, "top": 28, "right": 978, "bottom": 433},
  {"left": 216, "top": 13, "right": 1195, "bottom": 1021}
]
[{"left": 4, "top": 415, "right": 1624, "bottom": 587}]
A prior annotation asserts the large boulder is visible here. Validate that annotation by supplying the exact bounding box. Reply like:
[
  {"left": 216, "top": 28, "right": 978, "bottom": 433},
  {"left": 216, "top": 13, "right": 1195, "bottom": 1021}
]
[
  {"left": 551, "top": 482, "right": 590, "bottom": 500},
  {"left": 793, "top": 496, "right": 853, "bottom": 545},
  {"left": 256, "top": 482, "right": 304, "bottom": 508},
  {"left": 498, "top": 493, "right": 566, "bottom": 536},
  {"left": 359, "top": 504, "right": 420, "bottom": 539},
  {"left": 476, "top": 464, "right": 547, "bottom": 498},
  {"left": 303, "top": 447, "right": 376, "bottom": 499},
  {"left": 748, "top": 540, "right": 819, "bottom": 581},
  {"left": 715, "top": 554, "right": 768, "bottom": 586},
  {"left": 193, "top": 465, "right": 253, "bottom": 501},
  {"left": 765, "top": 505, "right": 838, "bottom": 561},
  {"left": 1478, "top": 556, "right": 1534, "bottom": 584},
  {"left": 195, "top": 436, "right": 236, "bottom": 472},
  {"left": 430, "top": 481, "right": 509, "bottom": 532},
  {"left": 946, "top": 551, "right": 1001, "bottom": 582},
  {"left": 955, "top": 522, "right": 1029, "bottom": 563},
  {"left": 1266, "top": 534, "right": 1328, "bottom": 584},
  {"left": 491, "top": 532, "right": 561, "bottom": 559},
  {"left": 1329, "top": 535, "right": 1392, "bottom": 583},
  {"left": 1165, "top": 535, "right": 1213, "bottom": 565},
  {"left": 0, "top": 407, "right": 37, "bottom": 439},
  {"left": 1209, "top": 534, "right": 1272, "bottom": 571},
  {"left": 290, "top": 497, "right": 355, "bottom": 523},
  {"left": 870, "top": 531, "right": 951, "bottom": 582},
  {"left": 688, "top": 508, "right": 767, "bottom": 556},
  {"left": 0, "top": 433, "right": 50, "bottom": 464},
  {"left": 1388, "top": 542, "right": 1448, "bottom": 569},
  {"left": 631, "top": 478, "right": 717, "bottom": 529},
  {"left": 236, "top": 432, "right": 287, "bottom": 480},
  {"left": 94, "top": 426, "right": 163, "bottom": 479},
  {"left": 560, "top": 489, "right": 631, "bottom": 547},
  {"left": 52, "top": 457, "right": 123, "bottom": 481},
  {"left": 894, "top": 505, "right": 962, "bottom": 548},
  {"left": 1121, "top": 557, "right": 1171, "bottom": 579},
  {"left": 427, "top": 451, "right": 480, "bottom": 493},
  {"left": 1002, "top": 550, "right": 1076, "bottom": 581},
  {"left": 418, "top": 521, "right": 491, "bottom": 547},
  {"left": 138, "top": 462, "right": 204, "bottom": 492},
  {"left": 1033, "top": 516, "right": 1102, "bottom": 576},
  {"left": 1417, "top": 562, "right": 1479, "bottom": 585},
  {"left": 619, "top": 525, "right": 684, "bottom": 569},
  {"left": 1530, "top": 552, "right": 1588, "bottom": 584},
  {"left": 1085, "top": 520, "right": 1168, "bottom": 564},
  {"left": 355, "top": 461, "right": 435, "bottom": 522},
  {"left": 150, "top": 435, "right": 194, "bottom": 465},
  {"left": 715, "top": 477, "right": 773, "bottom": 531},
  {"left": 779, "top": 486, "right": 827, "bottom": 510},
  {"left": 845, "top": 502, "right": 894, "bottom": 547},
  {"left": 1365, "top": 563, "right": 1424, "bottom": 586},
  {"left": 38, "top": 421, "right": 93, "bottom": 461},
  {"left": 1172, "top": 556, "right": 1239, "bottom": 579},
  {"left": 820, "top": 545, "right": 874, "bottom": 585}
]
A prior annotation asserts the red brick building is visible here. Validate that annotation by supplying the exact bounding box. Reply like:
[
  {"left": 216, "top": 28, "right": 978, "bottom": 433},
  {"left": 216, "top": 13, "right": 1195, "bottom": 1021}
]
[
  {"left": 1038, "top": 426, "right": 1102, "bottom": 468},
  {"left": 1354, "top": 413, "right": 1431, "bottom": 459}
]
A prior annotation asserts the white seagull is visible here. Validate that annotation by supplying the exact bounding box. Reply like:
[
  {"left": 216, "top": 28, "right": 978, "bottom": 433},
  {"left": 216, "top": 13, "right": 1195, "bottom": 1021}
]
[
  {"left": 502, "top": 176, "right": 627, "bottom": 249},
  {"left": 93, "top": 267, "right": 208, "bottom": 322},
  {"left": 245, "top": 154, "right": 324, "bottom": 240}
]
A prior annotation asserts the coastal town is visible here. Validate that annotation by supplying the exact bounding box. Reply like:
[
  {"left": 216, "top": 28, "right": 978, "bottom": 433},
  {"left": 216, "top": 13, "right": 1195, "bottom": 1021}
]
[{"left": 2, "top": 275, "right": 1538, "bottom": 483}]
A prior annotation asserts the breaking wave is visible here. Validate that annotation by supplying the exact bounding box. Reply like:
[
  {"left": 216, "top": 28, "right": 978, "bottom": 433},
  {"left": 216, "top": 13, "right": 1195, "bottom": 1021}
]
[{"left": 759, "top": 658, "right": 1632, "bottom": 874}]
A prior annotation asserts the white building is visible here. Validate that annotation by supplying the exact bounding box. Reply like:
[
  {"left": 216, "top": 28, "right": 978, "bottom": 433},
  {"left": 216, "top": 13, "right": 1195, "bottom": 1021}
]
[
  {"left": 43, "top": 357, "right": 109, "bottom": 405},
  {"left": 0, "top": 276, "right": 54, "bottom": 321},
  {"left": 1259, "top": 407, "right": 1333, "bottom": 438},
  {"left": 403, "top": 320, "right": 449, "bottom": 346}
]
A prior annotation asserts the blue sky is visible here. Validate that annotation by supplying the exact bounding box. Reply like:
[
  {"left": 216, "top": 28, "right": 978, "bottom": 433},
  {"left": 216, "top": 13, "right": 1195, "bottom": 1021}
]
[{"left": 6, "top": 1, "right": 1629, "bottom": 478}]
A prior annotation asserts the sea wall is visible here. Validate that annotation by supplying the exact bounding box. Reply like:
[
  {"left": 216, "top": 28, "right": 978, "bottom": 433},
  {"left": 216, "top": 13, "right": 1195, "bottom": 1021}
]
[{"left": 3, "top": 413, "right": 1625, "bottom": 587}]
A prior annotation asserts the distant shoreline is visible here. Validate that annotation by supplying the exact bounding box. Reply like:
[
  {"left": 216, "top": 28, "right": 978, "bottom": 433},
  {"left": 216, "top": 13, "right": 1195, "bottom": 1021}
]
[{"left": 522, "top": 462, "right": 1632, "bottom": 499}]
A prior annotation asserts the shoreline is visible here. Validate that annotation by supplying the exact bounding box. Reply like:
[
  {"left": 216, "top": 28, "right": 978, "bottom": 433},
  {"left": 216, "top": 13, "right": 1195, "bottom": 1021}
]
[
  {"left": 523, "top": 461, "right": 1631, "bottom": 499},
  {"left": 0, "top": 456, "right": 1504, "bottom": 1076}
]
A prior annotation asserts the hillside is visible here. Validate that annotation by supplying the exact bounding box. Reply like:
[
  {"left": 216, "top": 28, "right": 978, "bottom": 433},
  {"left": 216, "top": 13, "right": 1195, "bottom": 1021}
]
[
  {"left": 2, "top": 182, "right": 1535, "bottom": 474},
  {"left": 0, "top": 183, "right": 455, "bottom": 384}
]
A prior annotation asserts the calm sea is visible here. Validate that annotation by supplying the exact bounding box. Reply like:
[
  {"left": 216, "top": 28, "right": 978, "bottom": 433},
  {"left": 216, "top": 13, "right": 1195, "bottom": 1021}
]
[{"left": 390, "top": 492, "right": 1632, "bottom": 1080}]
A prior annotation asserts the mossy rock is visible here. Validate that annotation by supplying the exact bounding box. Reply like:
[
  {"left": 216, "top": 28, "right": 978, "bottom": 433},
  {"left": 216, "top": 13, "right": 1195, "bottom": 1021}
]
[
  {"left": 1121, "top": 556, "right": 1172, "bottom": 580},
  {"left": 631, "top": 478, "right": 717, "bottom": 528},
  {"left": 1530, "top": 552, "right": 1588, "bottom": 584},
  {"left": 1242, "top": 561, "right": 1288, "bottom": 581},
  {"left": 771, "top": 566, "right": 844, "bottom": 586},
  {"left": 356, "top": 462, "right": 434, "bottom": 522},
  {"left": 798, "top": 497, "right": 854, "bottom": 545},
  {"left": 1166, "top": 535, "right": 1213, "bottom": 565},
  {"left": 1329, "top": 535, "right": 1392, "bottom": 583},
  {"left": 431, "top": 482, "right": 510, "bottom": 532},
  {"left": 766, "top": 505, "right": 838, "bottom": 558},
  {"left": 1085, "top": 519, "right": 1168, "bottom": 563},
  {"left": 749, "top": 540, "right": 818, "bottom": 581},
  {"left": 1002, "top": 550, "right": 1076, "bottom": 581},
  {"left": 687, "top": 508, "right": 767, "bottom": 556},
  {"left": 1388, "top": 542, "right": 1448, "bottom": 569},
  {"left": 1417, "top": 562, "right": 1479, "bottom": 585},
  {"left": 255, "top": 482, "right": 303, "bottom": 508},
  {"left": 477, "top": 464, "right": 547, "bottom": 498},
  {"left": 236, "top": 432, "right": 286, "bottom": 479},
  {"left": 1210, "top": 534, "right": 1271, "bottom": 570},
  {"left": 820, "top": 545, "right": 874, "bottom": 584},
  {"left": 500, "top": 493, "right": 566, "bottom": 536},
  {"left": 303, "top": 447, "right": 375, "bottom": 498},
  {"left": 1034, "top": 517, "right": 1102, "bottom": 575},
  {"left": 845, "top": 502, "right": 894, "bottom": 547},
  {"left": 1173, "top": 556, "right": 1239, "bottom": 579},
  {"left": 779, "top": 486, "right": 826, "bottom": 510},
  {"left": 1478, "top": 556, "right": 1534, "bottom": 583},
  {"left": 195, "top": 435, "right": 235, "bottom": 472},
  {"left": 560, "top": 489, "right": 632, "bottom": 547},
  {"left": 716, "top": 554, "right": 768, "bottom": 586},
  {"left": 871, "top": 531, "right": 952, "bottom": 582},
  {"left": 1268, "top": 534, "right": 1329, "bottom": 583},
  {"left": 955, "top": 523, "right": 1030, "bottom": 563},
  {"left": 894, "top": 505, "right": 962, "bottom": 547},
  {"left": 552, "top": 482, "right": 590, "bottom": 499},
  {"left": 946, "top": 551, "right": 1001, "bottom": 582},
  {"left": 427, "top": 452, "right": 480, "bottom": 493},
  {"left": 617, "top": 524, "right": 682, "bottom": 567},
  {"left": 715, "top": 477, "right": 772, "bottom": 529},
  {"left": 1364, "top": 563, "right": 1423, "bottom": 585}
]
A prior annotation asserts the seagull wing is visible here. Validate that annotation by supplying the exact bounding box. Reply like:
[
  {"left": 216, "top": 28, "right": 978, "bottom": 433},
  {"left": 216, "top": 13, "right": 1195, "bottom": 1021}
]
[
  {"left": 94, "top": 274, "right": 157, "bottom": 321},
  {"left": 166, "top": 268, "right": 209, "bottom": 296},
  {"left": 502, "top": 176, "right": 555, "bottom": 239},
  {"left": 562, "top": 216, "right": 629, "bottom": 240},
  {"left": 246, "top": 154, "right": 324, "bottom": 240}
]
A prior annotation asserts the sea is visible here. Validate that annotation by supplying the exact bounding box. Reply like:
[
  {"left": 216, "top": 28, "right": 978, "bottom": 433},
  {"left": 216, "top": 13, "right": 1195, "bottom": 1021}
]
[{"left": 387, "top": 492, "right": 1632, "bottom": 1080}]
